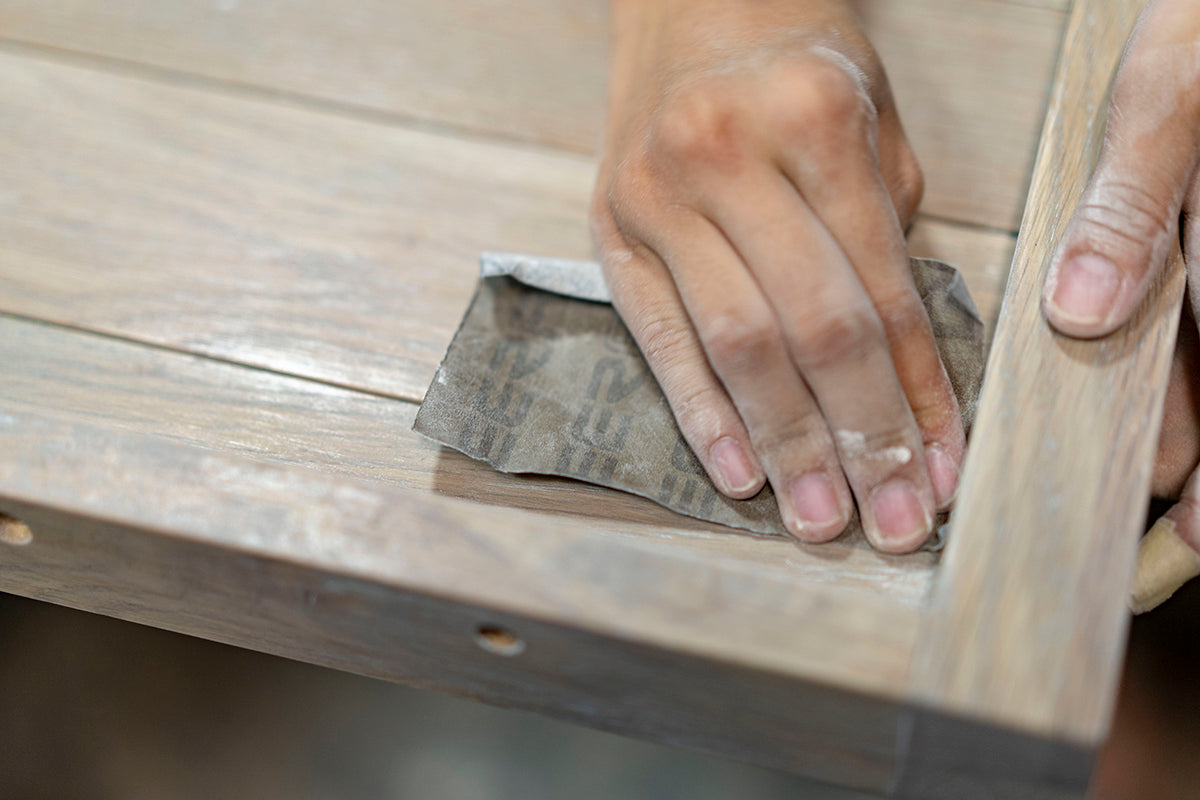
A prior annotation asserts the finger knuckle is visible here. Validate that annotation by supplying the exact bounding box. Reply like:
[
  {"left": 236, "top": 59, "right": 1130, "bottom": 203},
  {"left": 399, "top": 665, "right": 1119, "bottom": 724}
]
[
  {"left": 1074, "top": 178, "right": 1175, "bottom": 257},
  {"left": 627, "top": 311, "right": 739, "bottom": 447},
  {"left": 652, "top": 85, "right": 749, "bottom": 170},
  {"left": 751, "top": 406, "right": 829, "bottom": 459},
  {"left": 670, "top": 381, "right": 733, "bottom": 444},
  {"left": 889, "top": 148, "right": 925, "bottom": 223},
  {"left": 791, "top": 305, "right": 886, "bottom": 373},
  {"left": 628, "top": 302, "right": 692, "bottom": 368},
  {"left": 700, "top": 314, "right": 781, "bottom": 374},
  {"left": 772, "top": 58, "right": 876, "bottom": 142},
  {"left": 589, "top": 183, "right": 623, "bottom": 244},
  {"left": 873, "top": 291, "right": 931, "bottom": 343},
  {"left": 909, "top": 386, "right": 962, "bottom": 440},
  {"left": 608, "top": 150, "right": 655, "bottom": 209}
]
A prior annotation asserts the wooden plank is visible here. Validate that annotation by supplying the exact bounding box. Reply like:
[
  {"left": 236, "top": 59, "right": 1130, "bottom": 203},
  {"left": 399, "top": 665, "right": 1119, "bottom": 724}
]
[
  {"left": 1, "top": 506, "right": 907, "bottom": 794},
  {"left": 0, "top": 0, "right": 1063, "bottom": 230},
  {"left": 0, "top": 50, "right": 592, "bottom": 403},
  {"left": 0, "top": 404, "right": 923, "bottom": 790},
  {"left": 860, "top": 1, "right": 1064, "bottom": 229},
  {"left": 903, "top": 0, "right": 1185, "bottom": 791},
  {"left": 0, "top": 314, "right": 938, "bottom": 599},
  {"left": 0, "top": 51, "right": 1014, "bottom": 403}
]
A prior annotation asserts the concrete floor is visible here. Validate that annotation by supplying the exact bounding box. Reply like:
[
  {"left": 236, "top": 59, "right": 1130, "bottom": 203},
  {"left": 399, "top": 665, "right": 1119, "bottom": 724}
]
[{"left": 1, "top": 586, "right": 1197, "bottom": 800}]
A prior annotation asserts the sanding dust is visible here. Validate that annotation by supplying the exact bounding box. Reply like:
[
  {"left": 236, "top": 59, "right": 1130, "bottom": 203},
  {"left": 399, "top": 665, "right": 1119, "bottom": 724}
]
[{"left": 833, "top": 430, "right": 912, "bottom": 466}]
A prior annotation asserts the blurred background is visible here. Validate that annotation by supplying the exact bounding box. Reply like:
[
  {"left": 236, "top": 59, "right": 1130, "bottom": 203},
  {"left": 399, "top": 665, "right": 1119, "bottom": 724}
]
[
  {"left": 0, "top": 591, "right": 871, "bottom": 800},
  {"left": 1, "top": 585, "right": 1198, "bottom": 800}
]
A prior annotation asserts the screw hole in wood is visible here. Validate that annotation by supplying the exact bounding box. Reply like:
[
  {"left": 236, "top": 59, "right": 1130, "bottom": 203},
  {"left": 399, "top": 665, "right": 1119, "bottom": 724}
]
[
  {"left": 0, "top": 513, "right": 33, "bottom": 546},
  {"left": 474, "top": 624, "right": 525, "bottom": 657}
]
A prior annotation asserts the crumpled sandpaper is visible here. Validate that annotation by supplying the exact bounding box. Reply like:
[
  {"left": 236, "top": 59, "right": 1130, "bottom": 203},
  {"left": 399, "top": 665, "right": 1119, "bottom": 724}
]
[{"left": 414, "top": 253, "right": 984, "bottom": 544}]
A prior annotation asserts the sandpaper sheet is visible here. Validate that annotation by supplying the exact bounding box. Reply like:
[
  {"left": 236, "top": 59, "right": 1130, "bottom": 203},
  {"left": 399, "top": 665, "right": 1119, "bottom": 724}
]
[{"left": 414, "top": 254, "right": 984, "bottom": 543}]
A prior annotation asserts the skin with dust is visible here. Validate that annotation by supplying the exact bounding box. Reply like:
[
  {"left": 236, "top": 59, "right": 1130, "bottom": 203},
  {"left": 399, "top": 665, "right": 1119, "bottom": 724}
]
[{"left": 833, "top": 429, "right": 912, "bottom": 467}]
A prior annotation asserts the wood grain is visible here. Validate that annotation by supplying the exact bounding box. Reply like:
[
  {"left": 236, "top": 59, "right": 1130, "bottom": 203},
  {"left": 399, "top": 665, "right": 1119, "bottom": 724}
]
[
  {"left": 0, "top": 52, "right": 1014, "bottom": 404},
  {"left": 0, "top": 0, "right": 1063, "bottom": 230},
  {"left": 0, "top": 50, "right": 592, "bottom": 402},
  {"left": 0, "top": 407, "right": 922, "bottom": 790},
  {"left": 856, "top": 0, "right": 1063, "bottom": 229},
  {"left": 0, "top": 315, "right": 939, "bottom": 601},
  {"left": 0, "top": 0, "right": 1137, "bottom": 791},
  {"left": 910, "top": 0, "right": 1181, "bottom": 749}
]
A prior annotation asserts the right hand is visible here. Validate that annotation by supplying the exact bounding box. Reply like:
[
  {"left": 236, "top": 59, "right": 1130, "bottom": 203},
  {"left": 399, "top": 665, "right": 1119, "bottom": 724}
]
[{"left": 590, "top": 0, "right": 963, "bottom": 552}]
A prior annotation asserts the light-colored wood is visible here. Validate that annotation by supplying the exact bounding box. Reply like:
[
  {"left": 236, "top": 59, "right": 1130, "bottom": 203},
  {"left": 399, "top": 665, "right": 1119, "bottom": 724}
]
[
  {"left": 0, "top": 0, "right": 1063, "bottom": 230},
  {"left": 0, "top": 314, "right": 939, "bottom": 596},
  {"left": 0, "top": 50, "right": 591, "bottom": 402},
  {"left": 857, "top": 0, "right": 1064, "bottom": 229},
  {"left": 0, "top": 52, "right": 1014, "bottom": 404},
  {"left": 911, "top": 0, "right": 1184, "bottom": 746},
  {"left": 0, "top": 404, "right": 920, "bottom": 790},
  {"left": 0, "top": 281, "right": 944, "bottom": 787},
  {"left": 2, "top": 506, "right": 907, "bottom": 795},
  {"left": 0, "top": 403, "right": 923, "bottom": 693},
  {"left": 0, "top": 0, "right": 1144, "bottom": 793}
]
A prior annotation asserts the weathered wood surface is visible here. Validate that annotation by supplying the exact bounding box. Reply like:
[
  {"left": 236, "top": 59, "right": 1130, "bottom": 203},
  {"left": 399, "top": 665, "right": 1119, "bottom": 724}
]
[
  {"left": 0, "top": 314, "right": 940, "bottom": 595},
  {"left": 903, "top": 0, "right": 1182, "bottom": 791},
  {"left": 0, "top": 0, "right": 1135, "bottom": 795},
  {"left": 0, "top": 0, "right": 1062, "bottom": 230},
  {"left": 0, "top": 52, "right": 1014, "bottom": 403},
  {"left": 0, "top": 407, "right": 920, "bottom": 791}
]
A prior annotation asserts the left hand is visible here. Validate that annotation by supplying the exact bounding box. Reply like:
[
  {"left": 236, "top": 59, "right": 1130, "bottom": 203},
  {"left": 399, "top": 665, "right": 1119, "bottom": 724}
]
[{"left": 1042, "top": 0, "right": 1200, "bottom": 601}]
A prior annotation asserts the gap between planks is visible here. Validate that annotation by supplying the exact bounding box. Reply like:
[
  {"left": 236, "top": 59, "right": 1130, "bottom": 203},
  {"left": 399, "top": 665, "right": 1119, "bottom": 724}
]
[
  {"left": 0, "top": 0, "right": 1066, "bottom": 230},
  {"left": 0, "top": 313, "right": 940, "bottom": 604},
  {"left": 0, "top": 38, "right": 594, "bottom": 163},
  {"left": 0, "top": 49, "right": 1015, "bottom": 404}
]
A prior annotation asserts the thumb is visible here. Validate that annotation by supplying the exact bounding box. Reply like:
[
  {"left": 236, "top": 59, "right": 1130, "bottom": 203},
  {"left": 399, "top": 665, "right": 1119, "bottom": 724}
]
[
  {"left": 1043, "top": 5, "right": 1200, "bottom": 338},
  {"left": 1131, "top": 469, "right": 1200, "bottom": 614}
]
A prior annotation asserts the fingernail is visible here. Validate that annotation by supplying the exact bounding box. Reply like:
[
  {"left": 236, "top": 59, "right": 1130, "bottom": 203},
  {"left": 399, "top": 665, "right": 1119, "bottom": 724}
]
[
  {"left": 710, "top": 437, "right": 760, "bottom": 495},
  {"left": 870, "top": 480, "right": 931, "bottom": 547},
  {"left": 925, "top": 444, "right": 959, "bottom": 509},
  {"left": 1047, "top": 254, "right": 1121, "bottom": 327},
  {"left": 788, "top": 473, "right": 844, "bottom": 536}
]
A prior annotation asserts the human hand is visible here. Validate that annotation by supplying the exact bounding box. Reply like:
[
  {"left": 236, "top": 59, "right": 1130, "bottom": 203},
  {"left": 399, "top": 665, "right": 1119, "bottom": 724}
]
[
  {"left": 590, "top": 0, "right": 963, "bottom": 552},
  {"left": 1041, "top": 0, "right": 1200, "bottom": 604}
]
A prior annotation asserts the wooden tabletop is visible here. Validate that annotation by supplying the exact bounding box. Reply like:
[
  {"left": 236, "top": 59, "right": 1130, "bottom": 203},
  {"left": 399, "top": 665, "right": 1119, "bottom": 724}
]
[{"left": 2, "top": 2, "right": 1155, "bottom": 797}]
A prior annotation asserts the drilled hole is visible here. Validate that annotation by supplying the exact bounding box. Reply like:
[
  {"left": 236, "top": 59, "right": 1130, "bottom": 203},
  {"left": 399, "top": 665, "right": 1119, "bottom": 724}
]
[
  {"left": 0, "top": 513, "right": 33, "bottom": 546},
  {"left": 474, "top": 624, "right": 525, "bottom": 657}
]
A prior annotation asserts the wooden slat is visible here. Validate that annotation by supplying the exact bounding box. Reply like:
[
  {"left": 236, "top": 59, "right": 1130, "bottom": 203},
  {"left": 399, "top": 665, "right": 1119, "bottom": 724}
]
[
  {"left": 2, "top": 512, "right": 911, "bottom": 793},
  {"left": 0, "top": 50, "right": 591, "bottom": 402},
  {"left": 909, "top": 0, "right": 1182, "bottom": 767},
  {"left": 861, "top": 1, "right": 1064, "bottom": 229},
  {"left": 0, "top": 315, "right": 938, "bottom": 601},
  {"left": 0, "top": 298, "right": 944, "bottom": 789},
  {"left": 0, "top": 51, "right": 1015, "bottom": 403},
  {"left": 0, "top": 0, "right": 1063, "bottom": 230}
]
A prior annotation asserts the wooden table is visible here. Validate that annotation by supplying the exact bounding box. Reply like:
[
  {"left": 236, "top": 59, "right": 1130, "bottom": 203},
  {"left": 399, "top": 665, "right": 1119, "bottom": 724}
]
[{"left": 0, "top": 2, "right": 1178, "bottom": 797}]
